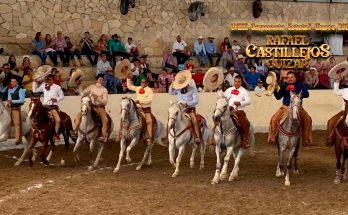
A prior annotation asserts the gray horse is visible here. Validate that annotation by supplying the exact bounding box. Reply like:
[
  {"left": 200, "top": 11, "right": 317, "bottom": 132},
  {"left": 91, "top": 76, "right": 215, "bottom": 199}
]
[
  {"left": 275, "top": 92, "right": 302, "bottom": 186},
  {"left": 188, "top": 1, "right": 205, "bottom": 22}
]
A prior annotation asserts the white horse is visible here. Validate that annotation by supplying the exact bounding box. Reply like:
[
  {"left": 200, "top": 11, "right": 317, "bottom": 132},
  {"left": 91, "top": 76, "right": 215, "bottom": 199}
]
[
  {"left": 73, "top": 95, "right": 108, "bottom": 171},
  {"left": 211, "top": 95, "right": 255, "bottom": 185},
  {"left": 0, "top": 101, "right": 34, "bottom": 165},
  {"left": 114, "top": 97, "right": 165, "bottom": 173},
  {"left": 167, "top": 102, "right": 209, "bottom": 177}
]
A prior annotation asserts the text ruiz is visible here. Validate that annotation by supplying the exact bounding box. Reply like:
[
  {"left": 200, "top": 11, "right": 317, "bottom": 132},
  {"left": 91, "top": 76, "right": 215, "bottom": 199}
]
[{"left": 246, "top": 35, "right": 330, "bottom": 69}]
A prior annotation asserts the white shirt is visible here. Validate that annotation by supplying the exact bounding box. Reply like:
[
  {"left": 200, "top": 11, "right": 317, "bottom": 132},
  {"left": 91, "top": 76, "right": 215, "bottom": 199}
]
[
  {"left": 172, "top": 40, "right": 187, "bottom": 53},
  {"left": 131, "top": 63, "right": 140, "bottom": 76},
  {"left": 96, "top": 60, "right": 111, "bottom": 75},
  {"left": 224, "top": 73, "right": 238, "bottom": 87},
  {"left": 223, "top": 86, "right": 251, "bottom": 111},
  {"left": 125, "top": 42, "right": 136, "bottom": 53},
  {"left": 254, "top": 86, "right": 266, "bottom": 92},
  {"left": 334, "top": 82, "right": 348, "bottom": 110},
  {"left": 232, "top": 45, "right": 241, "bottom": 54},
  {"left": 32, "top": 82, "right": 64, "bottom": 106}
]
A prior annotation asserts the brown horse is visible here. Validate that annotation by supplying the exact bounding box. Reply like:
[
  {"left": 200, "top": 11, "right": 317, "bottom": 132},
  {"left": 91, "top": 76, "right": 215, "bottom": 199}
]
[
  {"left": 333, "top": 99, "right": 348, "bottom": 184},
  {"left": 28, "top": 98, "right": 75, "bottom": 166}
]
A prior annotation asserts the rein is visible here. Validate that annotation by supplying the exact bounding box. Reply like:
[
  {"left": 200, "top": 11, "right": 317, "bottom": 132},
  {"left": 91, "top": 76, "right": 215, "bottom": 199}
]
[{"left": 168, "top": 105, "right": 193, "bottom": 146}]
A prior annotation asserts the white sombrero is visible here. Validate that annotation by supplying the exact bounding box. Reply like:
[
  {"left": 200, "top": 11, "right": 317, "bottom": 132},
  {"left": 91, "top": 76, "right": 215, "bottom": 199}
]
[
  {"left": 203, "top": 67, "right": 224, "bottom": 91},
  {"left": 115, "top": 59, "right": 131, "bottom": 80},
  {"left": 172, "top": 70, "right": 192, "bottom": 90},
  {"left": 328, "top": 61, "right": 348, "bottom": 80},
  {"left": 68, "top": 68, "right": 83, "bottom": 87},
  {"left": 33, "top": 65, "right": 52, "bottom": 81}
]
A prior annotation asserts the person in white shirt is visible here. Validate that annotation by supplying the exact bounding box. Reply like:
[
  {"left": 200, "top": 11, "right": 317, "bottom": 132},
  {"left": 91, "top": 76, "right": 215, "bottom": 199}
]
[
  {"left": 194, "top": 36, "right": 208, "bottom": 66},
  {"left": 172, "top": 35, "right": 190, "bottom": 64},
  {"left": 96, "top": 53, "right": 111, "bottom": 76},
  {"left": 223, "top": 75, "right": 251, "bottom": 148},
  {"left": 231, "top": 40, "right": 241, "bottom": 55},
  {"left": 224, "top": 67, "right": 238, "bottom": 88},
  {"left": 131, "top": 57, "right": 141, "bottom": 78},
  {"left": 254, "top": 79, "right": 266, "bottom": 92},
  {"left": 32, "top": 74, "right": 64, "bottom": 140},
  {"left": 125, "top": 37, "right": 138, "bottom": 57}
]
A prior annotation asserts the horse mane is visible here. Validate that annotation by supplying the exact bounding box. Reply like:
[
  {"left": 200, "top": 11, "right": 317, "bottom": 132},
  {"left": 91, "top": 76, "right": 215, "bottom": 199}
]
[{"left": 122, "top": 97, "right": 140, "bottom": 120}]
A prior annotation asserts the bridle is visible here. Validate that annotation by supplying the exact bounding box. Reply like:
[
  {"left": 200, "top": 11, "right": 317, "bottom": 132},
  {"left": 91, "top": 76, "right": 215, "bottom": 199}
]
[
  {"left": 278, "top": 96, "right": 302, "bottom": 137},
  {"left": 168, "top": 103, "right": 193, "bottom": 146}
]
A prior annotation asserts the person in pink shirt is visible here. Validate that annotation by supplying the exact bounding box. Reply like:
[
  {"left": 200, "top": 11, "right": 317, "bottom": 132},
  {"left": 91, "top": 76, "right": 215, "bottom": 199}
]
[
  {"left": 53, "top": 31, "right": 69, "bottom": 66},
  {"left": 158, "top": 68, "right": 174, "bottom": 92},
  {"left": 326, "top": 56, "right": 336, "bottom": 71},
  {"left": 313, "top": 58, "right": 324, "bottom": 72}
]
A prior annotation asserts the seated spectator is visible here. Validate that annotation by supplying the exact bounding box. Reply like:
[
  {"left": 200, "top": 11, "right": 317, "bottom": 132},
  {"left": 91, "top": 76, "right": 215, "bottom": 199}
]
[
  {"left": 65, "top": 36, "right": 84, "bottom": 66},
  {"left": 80, "top": 31, "right": 98, "bottom": 65},
  {"left": 44, "top": 34, "right": 58, "bottom": 66},
  {"left": 131, "top": 57, "right": 142, "bottom": 81},
  {"left": 305, "top": 67, "right": 319, "bottom": 89},
  {"left": 220, "top": 37, "right": 231, "bottom": 53},
  {"left": 19, "top": 56, "right": 32, "bottom": 79},
  {"left": 95, "top": 34, "right": 108, "bottom": 56},
  {"left": 51, "top": 68, "right": 62, "bottom": 87},
  {"left": 193, "top": 36, "right": 208, "bottom": 67},
  {"left": 254, "top": 79, "right": 265, "bottom": 92},
  {"left": 104, "top": 67, "right": 122, "bottom": 94},
  {"left": 234, "top": 55, "right": 249, "bottom": 77},
  {"left": 107, "top": 34, "right": 129, "bottom": 66},
  {"left": 313, "top": 58, "right": 324, "bottom": 72},
  {"left": 245, "top": 66, "right": 260, "bottom": 90},
  {"left": 185, "top": 59, "right": 195, "bottom": 71},
  {"left": 162, "top": 48, "right": 178, "bottom": 70},
  {"left": 172, "top": 35, "right": 190, "bottom": 65},
  {"left": 224, "top": 67, "right": 238, "bottom": 88},
  {"left": 231, "top": 40, "right": 241, "bottom": 55},
  {"left": 8, "top": 55, "right": 18, "bottom": 72},
  {"left": 32, "top": 32, "right": 47, "bottom": 65},
  {"left": 125, "top": 37, "right": 138, "bottom": 57},
  {"left": 222, "top": 45, "right": 236, "bottom": 69},
  {"left": 1, "top": 63, "right": 14, "bottom": 88},
  {"left": 54, "top": 31, "right": 69, "bottom": 66},
  {"left": 22, "top": 68, "right": 33, "bottom": 97},
  {"left": 158, "top": 68, "right": 174, "bottom": 93},
  {"left": 96, "top": 53, "right": 111, "bottom": 76},
  {"left": 192, "top": 68, "right": 205, "bottom": 90},
  {"left": 140, "top": 55, "right": 155, "bottom": 81},
  {"left": 152, "top": 81, "right": 163, "bottom": 93},
  {"left": 317, "top": 67, "right": 331, "bottom": 89},
  {"left": 254, "top": 58, "right": 267, "bottom": 81},
  {"left": 326, "top": 56, "right": 336, "bottom": 88},
  {"left": 205, "top": 36, "right": 221, "bottom": 67}
]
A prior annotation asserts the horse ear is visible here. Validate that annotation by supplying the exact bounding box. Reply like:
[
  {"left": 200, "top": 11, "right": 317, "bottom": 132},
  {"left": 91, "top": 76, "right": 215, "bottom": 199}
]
[
  {"left": 298, "top": 91, "right": 302, "bottom": 98},
  {"left": 169, "top": 100, "right": 173, "bottom": 105}
]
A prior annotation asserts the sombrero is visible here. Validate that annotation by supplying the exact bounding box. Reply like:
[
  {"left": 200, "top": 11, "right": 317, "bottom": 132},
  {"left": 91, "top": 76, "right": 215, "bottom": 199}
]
[
  {"left": 203, "top": 67, "right": 224, "bottom": 91},
  {"left": 68, "top": 68, "right": 83, "bottom": 87},
  {"left": 328, "top": 61, "right": 348, "bottom": 80},
  {"left": 266, "top": 71, "right": 277, "bottom": 96},
  {"left": 172, "top": 70, "right": 192, "bottom": 90},
  {"left": 115, "top": 59, "right": 131, "bottom": 80},
  {"left": 215, "top": 66, "right": 228, "bottom": 74},
  {"left": 33, "top": 65, "right": 52, "bottom": 81},
  {"left": 237, "top": 54, "right": 244, "bottom": 60}
]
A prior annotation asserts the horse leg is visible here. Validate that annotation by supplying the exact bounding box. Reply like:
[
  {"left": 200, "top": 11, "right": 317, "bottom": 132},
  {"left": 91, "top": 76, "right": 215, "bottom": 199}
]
[
  {"left": 28, "top": 138, "right": 38, "bottom": 167},
  {"left": 172, "top": 144, "right": 185, "bottom": 177},
  {"left": 60, "top": 133, "right": 70, "bottom": 166},
  {"left": 229, "top": 146, "right": 245, "bottom": 182},
  {"left": 41, "top": 140, "right": 50, "bottom": 166},
  {"left": 199, "top": 138, "right": 206, "bottom": 171},
  {"left": 276, "top": 140, "right": 286, "bottom": 177},
  {"left": 15, "top": 134, "right": 31, "bottom": 166},
  {"left": 211, "top": 143, "right": 222, "bottom": 185},
  {"left": 91, "top": 139, "right": 104, "bottom": 170},
  {"left": 126, "top": 136, "right": 139, "bottom": 162},
  {"left": 190, "top": 142, "right": 197, "bottom": 169},
  {"left": 285, "top": 141, "right": 297, "bottom": 186},
  {"left": 136, "top": 144, "right": 153, "bottom": 171},
  {"left": 147, "top": 146, "right": 152, "bottom": 166},
  {"left": 293, "top": 141, "right": 300, "bottom": 174},
  {"left": 114, "top": 138, "right": 126, "bottom": 173},
  {"left": 169, "top": 141, "right": 176, "bottom": 168},
  {"left": 334, "top": 145, "right": 342, "bottom": 184},
  {"left": 73, "top": 137, "right": 83, "bottom": 163},
  {"left": 46, "top": 138, "right": 55, "bottom": 162},
  {"left": 220, "top": 145, "right": 233, "bottom": 181}
]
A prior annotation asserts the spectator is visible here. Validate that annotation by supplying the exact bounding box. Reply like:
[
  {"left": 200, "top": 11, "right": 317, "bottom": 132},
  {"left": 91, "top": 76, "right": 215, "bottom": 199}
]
[
  {"left": 140, "top": 55, "right": 155, "bottom": 81},
  {"left": 44, "top": 34, "right": 58, "bottom": 66},
  {"left": 1, "top": 63, "right": 14, "bottom": 87},
  {"left": 158, "top": 68, "right": 174, "bottom": 93},
  {"left": 51, "top": 68, "right": 62, "bottom": 86},
  {"left": 317, "top": 67, "right": 331, "bottom": 89},
  {"left": 104, "top": 67, "right": 122, "bottom": 94},
  {"left": 305, "top": 67, "right": 319, "bottom": 89},
  {"left": 185, "top": 59, "right": 195, "bottom": 71},
  {"left": 254, "top": 58, "right": 267, "bottom": 81},
  {"left": 65, "top": 36, "right": 84, "bottom": 66},
  {"left": 96, "top": 53, "right": 111, "bottom": 76},
  {"left": 192, "top": 68, "right": 205, "bottom": 90},
  {"left": 95, "top": 34, "right": 108, "bottom": 56},
  {"left": 162, "top": 48, "right": 178, "bottom": 71},
  {"left": 8, "top": 55, "right": 18, "bottom": 72},
  {"left": 53, "top": 31, "right": 69, "bottom": 66},
  {"left": 131, "top": 57, "right": 142, "bottom": 80},
  {"left": 19, "top": 56, "right": 32, "bottom": 79},
  {"left": 125, "top": 37, "right": 138, "bottom": 57},
  {"left": 152, "top": 81, "right": 162, "bottom": 93},
  {"left": 107, "top": 34, "right": 129, "bottom": 66},
  {"left": 245, "top": 66, "right": 260, "bottom": 90},
  {"left": 205, "top": 36, "right": 221, "bottom": 67},
  {"left": 80, "top": 31, "right": 98, "bottom": 65},
  {"left": 224, "top": 67, "right": 238, "bottom": 88},
  {"left": 326, "top": 56, "right": 336, "bottom": 71},
  {"left": 254, "top": 79, "right": 265, "bottom": 92},
  {"left": 193, "top": 36, "right": 208, "bottom": 67},
  {"left": 66, "top": 68, "right": 81, "bottom": 96},
  {"left": 234, "top": 55, "right": 249, "bottom": 77},
  {"left": 220, "top": 37, "right": 231, "bottom": 53},
  {"left": 22, "top": 68, "right": 33, "bottom": 97},
  {"left": 313, "top": 58, "right": 324, "bottom": 73},
  {"left": 222, "top": 45, "right": 236, "bottom": 69},
  {"left": 231, "top": 40, "right": 241, "bottom": 55},
  {"left": 172, "top": 35, "right": 190, "bottom": 65},
  {"left": 32, "top": 32, "right": 47, "bottom": 65}
]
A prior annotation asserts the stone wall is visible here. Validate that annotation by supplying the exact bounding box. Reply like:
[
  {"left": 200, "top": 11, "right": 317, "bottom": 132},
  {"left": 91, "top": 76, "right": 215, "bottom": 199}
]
[{"left": 0, "top": 0, "right": 348, "bottom": 56}]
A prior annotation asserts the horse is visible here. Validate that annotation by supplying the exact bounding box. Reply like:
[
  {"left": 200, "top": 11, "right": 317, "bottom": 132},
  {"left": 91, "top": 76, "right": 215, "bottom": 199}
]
[
  {"left": 211, "top": 95, "right": 255, "bottom": 185},
  {"left": 114, "top": 97, "right": 165, "bottom": 173},
  {"left": 332, "top": 99, "right": 348, "bottom": 184},
  {"left": 188, "top": 1, "right": 205, "bottom": 22},
  {"left": 73, "top": 94, "right": 111, "bottom": 171},
  {"left": 0, "top": 101, "right": 34, "bottom": 166},
  {"left": 120, "top": 0, "right": 136, "bottom": 15},
  {"left": 28, "top": 98, "right": 75, "bottom": 166},
  {"left": 167, "top": 102, "right": 209, "bottom": 177},
  {"left": 275, "top": 92, "right": 302, "bottom": 186}
]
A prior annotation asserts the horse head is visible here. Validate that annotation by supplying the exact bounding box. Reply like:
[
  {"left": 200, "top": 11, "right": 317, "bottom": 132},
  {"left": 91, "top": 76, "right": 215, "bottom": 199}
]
[
  {"left": 213, "top": 95, "right": 229, "bottom": 123},
  {"left": 28, "top": 98, "right": 42, "bottom": 118},
  {"left": 290, "top": 91, "right": 302, "bottom": 121},
  {"left": 188, "top": 1, "right": 205, "bottom": 22},
  {"left": 81, "top": 94, "right": 92, "bottom": 116},
  {"left": 342, "top": 99, "right": 348, "bottom": 125},
  {"left": 120, "top": 97, "right": 135, "bottom": 122},
  {"left": 168, "top": 102, "right": 183, "bottom": 129}
]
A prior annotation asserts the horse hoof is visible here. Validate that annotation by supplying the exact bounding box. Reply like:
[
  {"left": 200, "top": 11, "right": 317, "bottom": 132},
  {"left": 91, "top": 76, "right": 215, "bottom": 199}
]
[
  {"left": 172, "top": 172, "right": 178, "bottom": 178},
  {"left": 126, "top": 158, "right": 132, "bottom": 163},
  {"left": 334, "top": 178, "right": 341, "bottom": 184},
  {"left": 136, "top": 166, "right": 142, "bottom": 171},
  {"left": 147, "top": 161, "right": 152, "bottom": 166},
  {"left": 211, "top": 180, "right": 219, "bottom": 185},
  {"left": 199, "top": 166, "right": 204, "bottom": 171},
  {"left": 113, "top": 168, "right": 119, "bottom": 174},
  {"left": 285, "top": 181, "right": 290, "bottom": 186},
  {"left": 219, "top": 173, "right": 227, "bottom": 181},
  {"left": 190, "top": 163, "right": 195, "bottom": 169},
  {"left": 87, "top": 166, "right": 94, "bottom": 171},
  {"left": 61, "top": 160, "right": 66, "bottom": 166},
  {"left": 276, "top": 171, "right": 283, "bottom": 178},
  {"left": 293, "top": 169, "right": 299, "bottom": 174},
  {"left": 14, "top": 161, "right": 21, "bottom": 166}
]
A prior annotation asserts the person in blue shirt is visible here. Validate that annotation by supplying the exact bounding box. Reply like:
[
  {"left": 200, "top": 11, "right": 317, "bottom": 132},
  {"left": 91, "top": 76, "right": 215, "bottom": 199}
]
[
  {"left": 2, "top": 76, "right": 26, "bottom": 144},
  {"left": 169, "top": 70, "right": 201, "bottom": 144},
  {"left": 104, "top": 67, "right": 122, "bottom": 94},
  {"left": 193, "top": 36, "right": 208, "bottom": 67},
  {"left": 268, "top": 71, "right": 312, "bottom": 146},
  {"left": 205, "top": 37, "right": 221, "bottom": 67},
  {"left": 245, "top": 66, "right": 261, "bottom": 90},
  {"left": 32, "top": 32, "right": 47, "bottom": 65}
]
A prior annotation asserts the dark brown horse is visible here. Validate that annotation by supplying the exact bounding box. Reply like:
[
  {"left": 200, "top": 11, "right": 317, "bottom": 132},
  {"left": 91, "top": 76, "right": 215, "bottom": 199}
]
[
  {"left": 28, "top": 98, "right": 75, "bottom": 166},
  {"left": 333, "top": 99, "right": 348, "bottom": 184}
]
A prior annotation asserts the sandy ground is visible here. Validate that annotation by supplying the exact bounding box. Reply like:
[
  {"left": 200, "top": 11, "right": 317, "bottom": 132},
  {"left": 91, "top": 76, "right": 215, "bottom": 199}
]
[{"left": 0, "top": 131, "right": 348, "bottom": 215}]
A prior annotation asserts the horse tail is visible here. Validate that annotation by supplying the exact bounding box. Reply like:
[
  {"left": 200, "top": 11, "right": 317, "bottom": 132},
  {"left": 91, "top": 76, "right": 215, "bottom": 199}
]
[{"left": 155, "top": 121, "right": 168, "bottom": 147}]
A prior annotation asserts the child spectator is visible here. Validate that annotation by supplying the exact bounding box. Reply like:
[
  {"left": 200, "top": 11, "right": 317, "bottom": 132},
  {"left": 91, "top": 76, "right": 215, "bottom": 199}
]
[{"left": 185, "top": 59, "right": 195, "bottom": 71}]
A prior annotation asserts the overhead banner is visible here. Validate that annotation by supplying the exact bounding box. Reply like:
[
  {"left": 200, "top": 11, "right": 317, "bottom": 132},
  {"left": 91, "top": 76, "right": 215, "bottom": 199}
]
[{"left": 231, "top": 22, "right": 348, "bottom": 31}]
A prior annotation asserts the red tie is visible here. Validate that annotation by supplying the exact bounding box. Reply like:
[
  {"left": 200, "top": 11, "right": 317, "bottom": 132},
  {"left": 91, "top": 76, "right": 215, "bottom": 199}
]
[{"left": 231, "top": 89, "right": 239, "bottom": 95}]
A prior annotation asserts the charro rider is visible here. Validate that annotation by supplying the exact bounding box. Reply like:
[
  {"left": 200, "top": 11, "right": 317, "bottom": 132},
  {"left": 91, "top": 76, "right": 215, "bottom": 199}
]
[
  {"left": 126, "top": 75, "right": 154, "bottom": 145},
  {"left": 2, "top": 75, "right": 25, "bottom": 144},
  {"left": 268, "top": 71, "right": 312, "bottom": 145},
  {"left": 169, "top": 70, "right": 201, "bottom": 144},
  {"left": 74, "top": 73, "right": 110, "bottom": 142},
  {"left": 33, "top": 72, "right": 64, "bottom": 141}
]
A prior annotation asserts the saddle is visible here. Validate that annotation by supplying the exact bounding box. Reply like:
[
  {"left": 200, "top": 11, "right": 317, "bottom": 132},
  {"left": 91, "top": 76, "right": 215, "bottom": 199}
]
[{"left": 184, "top": 113, "right": 206, "bottom": 144}]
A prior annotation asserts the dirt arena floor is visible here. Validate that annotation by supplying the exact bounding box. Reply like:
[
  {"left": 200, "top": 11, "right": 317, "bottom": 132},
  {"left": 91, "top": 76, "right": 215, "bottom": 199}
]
[{"left": 0, "top": 131, "right": 348, "bottom": 215}]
